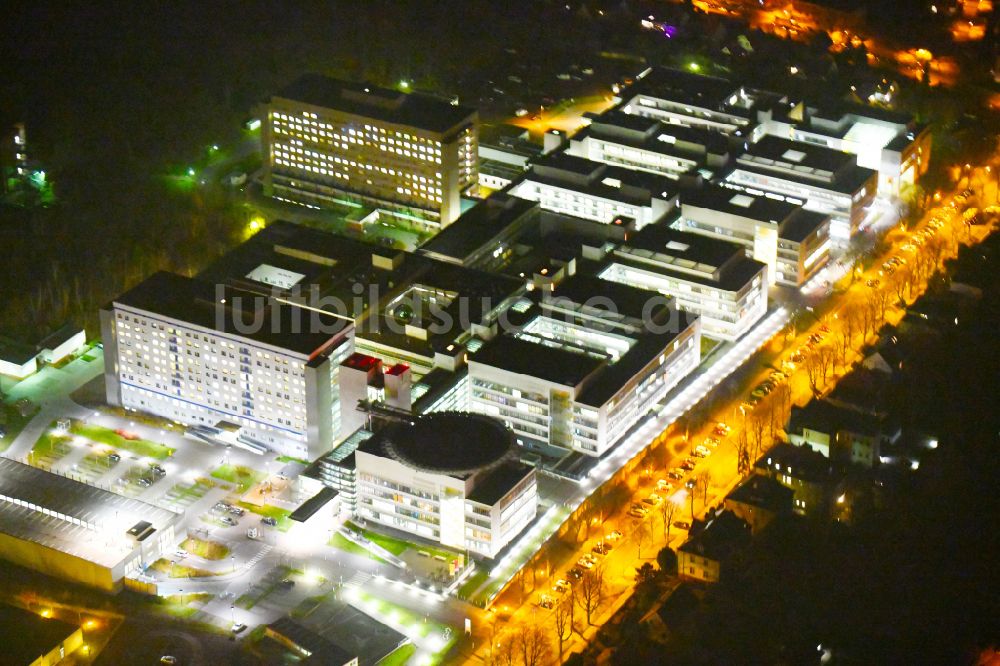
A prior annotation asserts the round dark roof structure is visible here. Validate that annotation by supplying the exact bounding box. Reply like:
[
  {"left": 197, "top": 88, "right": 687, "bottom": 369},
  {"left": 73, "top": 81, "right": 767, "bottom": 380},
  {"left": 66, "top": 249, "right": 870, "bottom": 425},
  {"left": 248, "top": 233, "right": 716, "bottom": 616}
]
[{"left": 382, "top": 412, "right": 515, "bottom": 475}]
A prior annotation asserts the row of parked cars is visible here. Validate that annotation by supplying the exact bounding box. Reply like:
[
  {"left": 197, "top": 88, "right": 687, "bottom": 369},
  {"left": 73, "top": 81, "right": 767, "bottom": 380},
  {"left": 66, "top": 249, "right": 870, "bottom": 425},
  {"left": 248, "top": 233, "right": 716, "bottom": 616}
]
[
  {"left": 538, "top": 530, "right": 624, "bottom": 608},
  {"left": 212, "top": 501, "right": 277, "bottom": 527}
]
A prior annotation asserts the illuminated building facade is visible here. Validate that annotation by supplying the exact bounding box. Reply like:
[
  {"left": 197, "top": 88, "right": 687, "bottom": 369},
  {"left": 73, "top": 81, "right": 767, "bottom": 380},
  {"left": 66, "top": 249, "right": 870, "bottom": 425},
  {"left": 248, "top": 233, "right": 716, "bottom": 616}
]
[
  {"left": 262, "top": 75, "right": 478, "bottom": 226},
  {"left": 467, "top": 276, "right": 701, "bottom": 457},
  {"left": 676, "top": 184, "right": 831, "bottom": 287},
  {"left": 354, "top": 412, "right": 537, "bottom": 558},
  {"left": 101, "top": 272, "right": 355, "bottom": 460},
  {"left": 0, "top": 458, "right": 179, "bottom": 593},
  {"left": 597, "top": 225, "right": 768, "bottom": 340},
  {"left": 508, "top": 152, "right": 679, "bottom": 228}
]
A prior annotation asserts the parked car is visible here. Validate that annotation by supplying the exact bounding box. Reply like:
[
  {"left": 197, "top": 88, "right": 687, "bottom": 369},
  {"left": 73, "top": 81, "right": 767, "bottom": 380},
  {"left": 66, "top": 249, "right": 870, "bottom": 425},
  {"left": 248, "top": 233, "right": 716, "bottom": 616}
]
[
  {"left": 680, "top": 459, "right": 696, "bottom": 471},
  {"left": 160, "top": 657, "right": 177, "bottom": 665},
  {"left": 592, "top": 542, "right": 612, "bottom": 555},
  {"left": 552, "top": 579, "right": 571, "bottom": 594},
  {"left": 642, "top": 494, "right": 662, "bottom": 507},
  {"left": 606, "top": 530, "right": 623, "bottom": 541},
  {"left": 568, "top": 567, "right": 585, "bottom": 580},
  {"left": 703, "top": 436, "right": 721, "bottom": 448},
  {"left": 279, "top": 578, "right": 295, "bottom": 589},
  {"left": 221, "top": 515, "right": 237, "bottom": 526},
  {"left": 628, "top": 506, "right": 647, "bottom": 519},
  {"left": 537, "top": 595, "right": 554, "bottom": 609},
  {"left": 137, "top": 477, "right": 152, "bottom": 488},
  {"left": 713, "top": 423, "right": 730, "bottom": 436},
  {"left": 673, "top": 520, "right": 691, "bottom": 531},
  {"left": 228, "top": 506, "right": 245, "bottom": 517},
  {"left": 577, "top": 557, "right": 595, "bottom": 570},
  {"left": 667, "top": 470, "right": 685, "bottom": 481},
  {"left": 261, "top": 516, "right": 277, "bottom": 526},
  {"left": 231, "top": 623, "right": 247, "bottom": 634},
  {"left": 694, "top": 445, "right": 712, "bottom": 458}
]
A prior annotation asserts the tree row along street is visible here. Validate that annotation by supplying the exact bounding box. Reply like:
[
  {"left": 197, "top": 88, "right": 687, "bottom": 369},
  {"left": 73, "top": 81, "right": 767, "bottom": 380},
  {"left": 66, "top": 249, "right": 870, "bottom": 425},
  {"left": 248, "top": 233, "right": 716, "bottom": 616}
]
[{"left": 461, "top": 165, "right": 996, "bottom": 665}]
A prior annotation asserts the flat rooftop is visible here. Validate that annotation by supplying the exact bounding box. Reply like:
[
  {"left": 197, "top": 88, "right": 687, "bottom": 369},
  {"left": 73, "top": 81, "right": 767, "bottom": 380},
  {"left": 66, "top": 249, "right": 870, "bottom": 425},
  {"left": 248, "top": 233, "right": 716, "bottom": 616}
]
[
  {"left": 779, "top": 209, "right": 830, "bottom": 243},
  {"left": 374, "top": 411, "right": 516, "bottom": 476},
  {"left": 0, "top": 604, "right": 80, "bottom": 665},
  {"left": 611, "top": 226, "right": 767, "bottom": 292},
  {"left": 624, "top": 67, "right": 741, "bottom": 111},
  {"left": 621, "top": 224, "right": 745, "bottom": 270},
  {"left": 547, "top": 273, "right": 676, "bottom": 324},
  {"left": 419, "top": 193, "right": 538, "bottom": 263},
  {"left": 582, "top": 109, "right": 731, "bottom": 155},
  {"left": 273, "top": 74, "right": 476, "bottom": 135},
  {"left": 0, "top": 458, "right": 178, "bottom": 569},
  {"left": 467, "top": 460, "right": 534, "bottom": 507},
  {"left": 109, "top": 271, "right": 351, "bottom": 358},
  {"left": 469, "top": 334, "right": 605, "bottom": 388},
  {"left": 745, "top": 135, "right": 858, "bottom": 174},
  {"left": 0, "top": 337, "right": 37, "bottom": 365},
  {"left": 681, "top": 184, "right": 800, "bottom": 224},
  {"left": 523, "top": 153, "right": 679, "bottom": 206}
]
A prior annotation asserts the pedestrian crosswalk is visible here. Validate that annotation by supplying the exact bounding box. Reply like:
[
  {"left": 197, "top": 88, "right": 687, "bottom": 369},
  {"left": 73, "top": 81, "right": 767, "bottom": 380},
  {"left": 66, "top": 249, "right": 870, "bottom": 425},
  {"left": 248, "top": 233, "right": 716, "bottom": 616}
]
[
  {"left": 345, "top": 571, "right": 371, "bottom": 587},
  {"left": 243, "top": 544, "right": 272, "bottom": 571}
]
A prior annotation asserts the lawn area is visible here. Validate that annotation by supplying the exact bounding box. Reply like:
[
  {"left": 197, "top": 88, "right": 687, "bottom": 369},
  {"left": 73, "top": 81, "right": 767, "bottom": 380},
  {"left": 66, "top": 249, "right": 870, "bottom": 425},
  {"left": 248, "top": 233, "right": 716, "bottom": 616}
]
[
  {"left": 70, "top": 422, "right": 174, "bottom": 459},
  {"left": 149, "top": 559, "right": 219, "bottom": 579},
  {"left": 275, "top": 455, "right": 309, "bottom": 465},
  {"left": 159, "top": 593, "right": 213, "bottom": 619},
  {"left": 31, "top": 429, "right": 72, "bottom": 460},
  {"left": 236, "top": 501, "right": 294, "bottom": 531},
  {"left": 329, "top": 533, "right": 388, "bottom": 564},
  {"left": 700, "top": 335, "right": 721, "bottom": 358},
  {"left": 211, "top": 464, "right": 264, "bottom": 492},
  {"left": 181, "top": 537, "right": 230, "bottom": 560},
  {"left": 0, "top": 403, "right": 40, "bottom": 452},
  {"left": 163, "top": 478, "right": 215, "bottom": 505},
  {"left": 347, "top": 521, "right": 409, "bottom": 556},
  {"left": 377, "top": 643, "right": 416, "bottom": 666},
  {"left": 456, "top": 568, "right": 489, "bottom": 599}
]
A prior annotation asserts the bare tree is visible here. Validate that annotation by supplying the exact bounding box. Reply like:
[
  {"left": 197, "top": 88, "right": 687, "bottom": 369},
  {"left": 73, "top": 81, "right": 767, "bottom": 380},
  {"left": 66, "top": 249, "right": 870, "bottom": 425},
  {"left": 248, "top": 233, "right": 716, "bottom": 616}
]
[
  {"left": 493, "top": 632, "right": 516, "bottom": 666},
  {"left": 735, "top": 428, "right": 751, "bottom": 477},
  {"left": 576, "top": 565, "right": 605, "bottom": 625},
  {"left": 747, "top": 413, "right": 768, "bottom": 463},
  {"left": 842, "top": 303, "right": 862, "bottom": 346},
  {"left": 891, "top": 265, "right": 912, "bottom": 305},
  {"left": 514, "top": 623, "right": 551, "bottom": 666},
  {"left": 659, "top": 495, "right": 677, "bottom": 541},
  {"left": 818, "top": 345, "right": 836, "bottom": 384},
  {"left": 872, "top": 287, "right": 893, "bottom": 323},
  {"left": 553, "top": 593, "right": 574, "bottom": 660},
  {"left": 805, "top": 350, "right": 826, "bottom": 396},
  {"left": 768, "top": 382, "right": 793, "bottom": 438},
  {"left": 635, "top": 517, "right": 651, "bottom": 559},
  {"left": 696, "top": 470, "right": 712, "bottom": 507},
  {"left": 832, "top": 318, "right": 853, "bottom": 367}
]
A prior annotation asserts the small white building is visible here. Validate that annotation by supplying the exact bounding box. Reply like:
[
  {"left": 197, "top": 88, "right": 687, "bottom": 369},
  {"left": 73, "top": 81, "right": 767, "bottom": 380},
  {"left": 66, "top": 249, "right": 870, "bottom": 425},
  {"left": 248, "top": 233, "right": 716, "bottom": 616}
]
[{"left": 36, "top": 324, "right": 87, "bottom": 365}]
